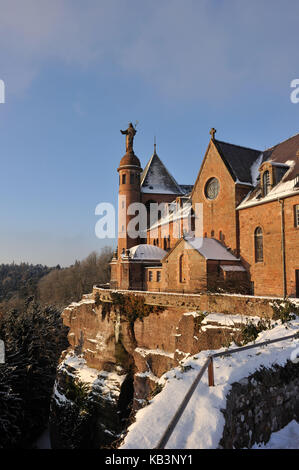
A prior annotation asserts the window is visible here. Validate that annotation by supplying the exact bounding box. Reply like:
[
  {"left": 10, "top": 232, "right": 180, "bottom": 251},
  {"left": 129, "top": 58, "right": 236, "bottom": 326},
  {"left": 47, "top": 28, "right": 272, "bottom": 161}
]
[
  {"left": 130, "top": 173, "right": 134, "bottom": 184},
  {"left": 179, "top": 254, "right": 186, "bottom": 283},
  {"left": 163, "top": 237, "right": 167, "bottom": 250},
  {"left": 122, "top": 174, "right": 126, "bottom": 185},
  {"left": 295, "top": 205, "right": 299, "bottom": 228},
  {"left": 205, "top": 178, "right": 219, "bottom": 200},
  {"left": 254, "top": 227, "right": 263, "bottom": 262},
  {"left": 149, "top": 271, "right": 153, "bottom": 282},
  {"left": 263, "top": 171, "right": 270, "bottom": 196},
  {"left": 156, "top": 271, "right": 161, "bottom": 282}
]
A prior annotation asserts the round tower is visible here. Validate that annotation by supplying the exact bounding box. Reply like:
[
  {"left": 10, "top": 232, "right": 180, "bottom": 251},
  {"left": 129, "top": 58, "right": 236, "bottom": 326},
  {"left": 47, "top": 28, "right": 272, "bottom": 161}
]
[{"left": 118, "top": 123, "right": 142, "bottom": 256}]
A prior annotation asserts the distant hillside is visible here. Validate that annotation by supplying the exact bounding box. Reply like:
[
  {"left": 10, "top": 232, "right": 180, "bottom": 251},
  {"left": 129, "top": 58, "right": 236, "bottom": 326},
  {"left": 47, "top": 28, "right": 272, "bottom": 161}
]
[
  {"left": 37, "top": 248, "right": 113, "bottom": 310},
  {"left": 0, "top": 247, "right": 113, "bottom": 313},
  {"left": 0, "top": 263, "right": 53, "bottom": 310}
]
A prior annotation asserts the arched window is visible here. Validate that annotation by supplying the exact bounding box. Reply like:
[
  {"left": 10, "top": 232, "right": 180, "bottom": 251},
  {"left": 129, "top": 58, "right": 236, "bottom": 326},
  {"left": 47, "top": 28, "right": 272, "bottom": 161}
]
[
  {"left": 263, "top": 171, "right": 270, "bottom": 196},
  {"left": 254, "top": 227, "right": 263, "bottom": 262},
  {"left": 163, "top": 237, "right": 167, "bottom": 250},
  {"left": 179, "top": 254, "right": 186, "bottom": 283}
]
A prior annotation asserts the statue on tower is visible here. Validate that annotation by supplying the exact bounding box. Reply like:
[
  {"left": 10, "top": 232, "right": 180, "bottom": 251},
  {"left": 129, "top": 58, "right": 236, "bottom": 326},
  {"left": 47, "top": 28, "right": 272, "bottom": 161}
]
[{"left": 120, "top": 122, "right": 137, "bottom": 152}]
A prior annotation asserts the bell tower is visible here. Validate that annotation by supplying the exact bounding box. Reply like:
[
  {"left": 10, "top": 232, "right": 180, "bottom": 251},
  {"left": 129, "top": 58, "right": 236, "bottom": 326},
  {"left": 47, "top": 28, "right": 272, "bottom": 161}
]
[{"left": 117, "top": 123, "right": 142, "bottom": 257}]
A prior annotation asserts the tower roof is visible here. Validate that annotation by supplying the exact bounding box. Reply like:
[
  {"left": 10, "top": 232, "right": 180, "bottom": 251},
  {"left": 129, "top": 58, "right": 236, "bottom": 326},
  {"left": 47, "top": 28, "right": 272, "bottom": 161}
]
[
  {"left": 140, "top": 151, "right": 183, "bottom": 195},
  {"left": 118, "top": 151, "right": 141, "bottom": 171}
]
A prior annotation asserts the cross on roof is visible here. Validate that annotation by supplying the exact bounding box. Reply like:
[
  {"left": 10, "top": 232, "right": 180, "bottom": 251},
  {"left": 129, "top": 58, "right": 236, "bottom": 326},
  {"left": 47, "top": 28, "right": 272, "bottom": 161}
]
[{"left": 210, "top": 128, "right": 217, "bottom": 140}]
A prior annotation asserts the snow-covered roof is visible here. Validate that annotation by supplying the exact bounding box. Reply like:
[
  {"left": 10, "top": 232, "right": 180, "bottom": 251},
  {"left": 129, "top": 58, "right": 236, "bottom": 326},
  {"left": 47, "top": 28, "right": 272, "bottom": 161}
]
[
  {"left": 148, "top": 200, "right": 192, "bottom": 231},
  {"left": 127, "top": 244, "right": 167, "bottom": 261},
  {"left": 220, "top": 265, "right": 246, "bottom": 272},
  {"left": 238, "top": 161, "right": 298, "bottom": 209},
  {"left": 140, "top": 152, "right": 183, "bottom": 195},
  {"left": 186, "top": 237, "right": 240, "bottom": 261},
  {"left": 238, "top": 132, "right": 299, "bottom": 209}
]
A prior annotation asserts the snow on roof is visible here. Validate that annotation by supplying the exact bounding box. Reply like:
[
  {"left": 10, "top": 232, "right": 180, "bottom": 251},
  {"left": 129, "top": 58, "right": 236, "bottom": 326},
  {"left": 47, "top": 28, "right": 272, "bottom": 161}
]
[
  {"left": 220, "top": 265, "right": 246, "bottom": 272},
  {"left": 186, "top": 237, "right": 240, "bottom": 261},
  {"left": 128, "top": 244, "right": 167, "bottom": 261},
  {"left": 141, "top": 152, "right": 183, "bottom": 195},
  {"left": 250, "top": 152, "right": 264, "bottom": 186},
  {"left": 238, "top": 162, "right": 298, "bottom": 210},
  {"left": 148, "top": 200, "right": 192, "bottom": 231}
]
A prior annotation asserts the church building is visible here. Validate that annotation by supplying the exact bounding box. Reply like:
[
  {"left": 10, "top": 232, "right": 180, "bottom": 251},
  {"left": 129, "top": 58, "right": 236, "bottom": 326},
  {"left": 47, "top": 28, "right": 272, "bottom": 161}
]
[{"left": 110, "top": 124, "right": 299, "bottom": 298}]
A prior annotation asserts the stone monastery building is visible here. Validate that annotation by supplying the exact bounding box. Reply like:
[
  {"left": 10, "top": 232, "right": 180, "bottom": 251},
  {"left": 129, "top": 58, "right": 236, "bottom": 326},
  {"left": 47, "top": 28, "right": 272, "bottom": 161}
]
[{"left": 110, "top": 124, "right": 299, "bottom": 298}]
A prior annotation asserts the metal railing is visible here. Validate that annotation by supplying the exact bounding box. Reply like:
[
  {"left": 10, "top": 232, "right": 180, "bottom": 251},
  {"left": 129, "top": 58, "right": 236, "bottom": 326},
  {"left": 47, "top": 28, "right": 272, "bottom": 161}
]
[{"left": 155, "top": 331, "right": 299, "bottom": 449}]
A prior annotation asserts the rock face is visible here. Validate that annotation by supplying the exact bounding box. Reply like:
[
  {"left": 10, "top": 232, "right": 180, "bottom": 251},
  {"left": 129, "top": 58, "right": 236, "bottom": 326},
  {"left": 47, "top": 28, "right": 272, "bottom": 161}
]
[
  {"left": 220, "top": 361, "right": 299, "bottom": 449},
  {"left": 50, "top": 293, "right": 268, "bottom": 448}
]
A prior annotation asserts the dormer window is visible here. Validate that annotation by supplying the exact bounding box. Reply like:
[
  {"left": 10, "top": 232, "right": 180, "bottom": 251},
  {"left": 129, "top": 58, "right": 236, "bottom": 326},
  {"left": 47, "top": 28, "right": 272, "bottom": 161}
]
[{"left": 263, "top": 170, "right": 270, "bottom": 196}]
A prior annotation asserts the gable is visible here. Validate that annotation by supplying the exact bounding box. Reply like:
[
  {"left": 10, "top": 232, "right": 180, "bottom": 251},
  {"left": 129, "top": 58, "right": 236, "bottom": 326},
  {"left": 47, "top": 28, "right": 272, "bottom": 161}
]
[
  {"left": 141, "top": 152, "right": 183, "bottom": 195},
  {"left": 191, "top": 140, "right": 235, "bottom": 200}
]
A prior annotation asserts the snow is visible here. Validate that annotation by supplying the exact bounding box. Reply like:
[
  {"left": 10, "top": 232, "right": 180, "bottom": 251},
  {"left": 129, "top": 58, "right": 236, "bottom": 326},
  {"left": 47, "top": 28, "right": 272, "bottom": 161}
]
[
  {"left": 135, "top": 347, "right": 174, "bottom": 359},
  {"left": 126, "top": 244, "right": 166, "bottom": 261},
  {"left": 55, "top": 353, "right": 127, "bottom": 405},
  {"left": 186, "top": 237, "right": 240, "bottom": 261},
  {"left": 238, "top": 160, "right": 298, "bottom": 210},
  {"left": 121, "top": 317, "right": 299, "bottom": 449},
  {"left": 250, "top": 152, "right": 264, "bottom": 186},
  {"left": 148, "top": 203, "right": 191, "bottom": 231},
  {"left": 201, "top": 313, "right": 263, "bottom": 327},
  {"left": 141, "top": 153, "right": 183, "bottom": 195},
  {"left": 220, "top": 265, "right": 246, "bottom": 272},
  {"left": 252, "top": 420, "right": 299, "bottom": 449}
]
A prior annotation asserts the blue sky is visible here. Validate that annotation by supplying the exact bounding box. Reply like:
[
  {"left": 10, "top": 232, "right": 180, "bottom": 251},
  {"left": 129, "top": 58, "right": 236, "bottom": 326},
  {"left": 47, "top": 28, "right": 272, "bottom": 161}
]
[{"left": 0, "top": 0, "right": 298, "bottom": 266}]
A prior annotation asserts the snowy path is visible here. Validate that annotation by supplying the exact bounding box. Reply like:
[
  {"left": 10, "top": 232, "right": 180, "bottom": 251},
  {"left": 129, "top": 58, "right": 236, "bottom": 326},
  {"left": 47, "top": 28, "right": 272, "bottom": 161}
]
[{"left": 121, "top": 318, "right": 299, "bottom": 449}]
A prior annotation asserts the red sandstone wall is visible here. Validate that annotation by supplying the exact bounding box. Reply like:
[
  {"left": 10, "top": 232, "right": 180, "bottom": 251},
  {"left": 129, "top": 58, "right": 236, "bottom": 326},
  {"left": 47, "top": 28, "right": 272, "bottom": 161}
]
[
  {"left": 162, "top": 239, "right": 207, "bottom": 293},
  {"left": 192, "top": 141, "right": 243, "bottom": 254},
  {"left": 238, "top": 195, "right": 299, "bottom": 297}
]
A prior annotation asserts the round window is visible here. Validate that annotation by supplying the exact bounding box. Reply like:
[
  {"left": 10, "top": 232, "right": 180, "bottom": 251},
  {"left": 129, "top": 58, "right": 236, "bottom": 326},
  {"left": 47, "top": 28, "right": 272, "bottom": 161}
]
[{"left": 205, "top": 178, "right": 219, "bottom": 200}]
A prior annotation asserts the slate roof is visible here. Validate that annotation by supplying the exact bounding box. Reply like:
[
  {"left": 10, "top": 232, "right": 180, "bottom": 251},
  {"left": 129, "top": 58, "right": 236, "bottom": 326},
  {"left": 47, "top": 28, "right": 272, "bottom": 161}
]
[
  {"left": 186, "top": 237, "right": 240, "bottom": 261},
  {"left": 213, "top": 140, "right": 263, "bottom": 185},
  {"left": 140, "top": 152, "right": 184, "bottom": 195},
  {"left": 237, "top": 132, "right": 299, "bottom": 209}
]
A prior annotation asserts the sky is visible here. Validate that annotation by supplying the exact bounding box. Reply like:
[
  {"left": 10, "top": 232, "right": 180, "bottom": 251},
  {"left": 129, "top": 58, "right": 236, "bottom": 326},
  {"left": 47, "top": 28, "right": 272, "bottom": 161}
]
[{"left": 0, "top": 0, "right": 299, "bottom": 266}]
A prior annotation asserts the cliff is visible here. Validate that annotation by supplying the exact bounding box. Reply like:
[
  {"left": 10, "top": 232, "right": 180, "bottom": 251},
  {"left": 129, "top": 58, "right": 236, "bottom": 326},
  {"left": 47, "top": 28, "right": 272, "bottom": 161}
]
[{"left": 49, "top": 289, "right": 292, "bottom": 448}]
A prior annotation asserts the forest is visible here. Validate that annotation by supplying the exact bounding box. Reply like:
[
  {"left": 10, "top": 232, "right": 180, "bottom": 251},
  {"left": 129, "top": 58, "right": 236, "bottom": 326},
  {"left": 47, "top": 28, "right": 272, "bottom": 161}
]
[{"left": 0, "top": 247, "right": 113, "bottom": 448}]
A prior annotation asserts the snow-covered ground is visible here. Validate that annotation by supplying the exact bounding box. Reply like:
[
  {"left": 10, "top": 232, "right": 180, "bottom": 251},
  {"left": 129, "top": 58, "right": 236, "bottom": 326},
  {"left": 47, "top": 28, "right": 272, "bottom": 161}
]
[
  {"left": 252, "top": 421, "right": 299, "bottom": 449},
  {"left": 121, "top": 317, "right": 299, "bottom": 449}
]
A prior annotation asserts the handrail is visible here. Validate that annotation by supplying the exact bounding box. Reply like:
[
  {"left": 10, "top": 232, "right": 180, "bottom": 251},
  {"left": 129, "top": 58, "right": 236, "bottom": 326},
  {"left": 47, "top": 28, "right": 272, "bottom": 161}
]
[{"left": 155, "top": 331, "right": 299, "bottom": 449}]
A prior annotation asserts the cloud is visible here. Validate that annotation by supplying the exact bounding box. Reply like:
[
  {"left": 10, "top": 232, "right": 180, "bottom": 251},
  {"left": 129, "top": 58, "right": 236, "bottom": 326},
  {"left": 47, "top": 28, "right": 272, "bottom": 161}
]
[{"left": 0, "top": 0, "right": 298, "bottom": 100}]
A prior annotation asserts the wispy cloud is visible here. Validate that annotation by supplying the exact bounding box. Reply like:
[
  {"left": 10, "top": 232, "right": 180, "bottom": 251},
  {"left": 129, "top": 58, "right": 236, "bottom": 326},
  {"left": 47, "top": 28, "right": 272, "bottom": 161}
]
[{"left": 0, "top": 0, "right": 298, "bottom": 99}]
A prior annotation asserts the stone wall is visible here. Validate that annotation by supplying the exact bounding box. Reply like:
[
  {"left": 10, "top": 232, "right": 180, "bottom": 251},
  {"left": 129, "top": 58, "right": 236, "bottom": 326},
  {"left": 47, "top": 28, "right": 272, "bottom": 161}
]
[
  {"left": 93, "top": 287, "right": 277, "bottom": 318},
  {"left": 220, "top": 360, "right": 299, "bottom": 449},
  {"left": 238, "top": 194, "right": 299, "bottom": 297}
]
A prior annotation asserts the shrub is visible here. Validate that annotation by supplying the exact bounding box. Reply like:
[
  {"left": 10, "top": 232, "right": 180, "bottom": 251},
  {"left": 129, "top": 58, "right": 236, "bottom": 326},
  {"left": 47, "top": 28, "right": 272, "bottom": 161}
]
[
  {"left": 237, "top": 318, "right": 272, "bottom": 345},
  {"left": 271, "top": 299, "right": 299, "bottom": 324}
]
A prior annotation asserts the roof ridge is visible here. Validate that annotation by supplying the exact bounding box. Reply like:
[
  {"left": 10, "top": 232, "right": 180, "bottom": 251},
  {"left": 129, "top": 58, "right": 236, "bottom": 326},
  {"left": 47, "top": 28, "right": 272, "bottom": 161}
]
[
  {"left": 264, "top": 131, "right": 299, "bottom": 152},
  {"left": 215, "top": 139, "right": 261, "bottom": 153}
]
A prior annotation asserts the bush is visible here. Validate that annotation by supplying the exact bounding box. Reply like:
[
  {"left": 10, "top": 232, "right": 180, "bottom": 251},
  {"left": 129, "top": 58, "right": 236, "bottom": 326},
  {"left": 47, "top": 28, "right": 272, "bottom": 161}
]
[{"left": 271, "top": 299, "right": 299, "bottom": 324}]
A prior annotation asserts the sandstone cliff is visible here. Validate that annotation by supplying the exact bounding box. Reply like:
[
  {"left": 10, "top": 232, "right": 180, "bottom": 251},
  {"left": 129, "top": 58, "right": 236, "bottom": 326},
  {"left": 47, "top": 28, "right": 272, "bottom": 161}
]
[{"left": 49, "top": 290, "right": 276, "bottom": 448}]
